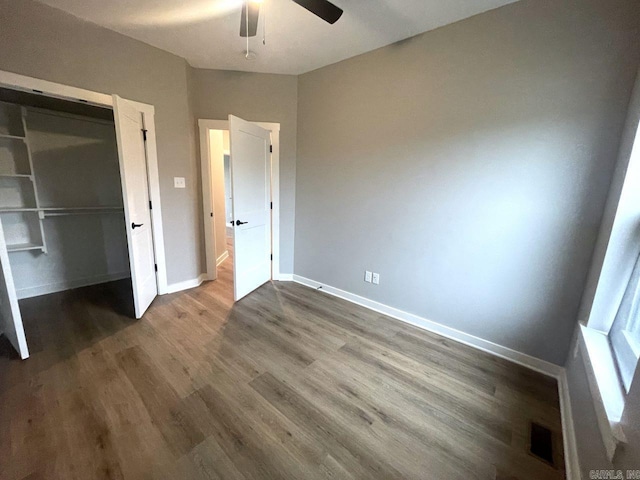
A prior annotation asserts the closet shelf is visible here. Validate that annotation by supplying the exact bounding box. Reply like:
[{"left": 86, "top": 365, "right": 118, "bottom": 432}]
[
  {"left": 0, "top": 174, "right": 33, "bottom": 179},
  {"left": 0, "top": 207, "right": 124, "bottom": 215},
  {"left": 0, "top": 208, "right": 40, "bottom": 213},
  {"left": 7, "top": 242, "right": 45, "bottom": 253},
  {"left": 40, "top": 206, "right": 124, "bottom": 211},
  {"left": 0, "top": 133, "right": 26, "bottom": 141},
  {"left": 41, "top": 206, "right": 124, "bottom": 218}
]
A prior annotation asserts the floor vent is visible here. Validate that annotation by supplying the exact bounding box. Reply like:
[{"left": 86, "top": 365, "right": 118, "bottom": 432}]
[{"left": 529, "top": 422, "right": 554, "bottom": 466}]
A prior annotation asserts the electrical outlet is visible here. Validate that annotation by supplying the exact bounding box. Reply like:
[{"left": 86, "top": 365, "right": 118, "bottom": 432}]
[
  {"left": 372, "top": 273, "right": 380, "bottom": 285},
  {"left": 174, "top": 177, "right": 186, "bottom": 188},
  {"left": 365, "top": 271, "right": 372, "bottom": 283}
]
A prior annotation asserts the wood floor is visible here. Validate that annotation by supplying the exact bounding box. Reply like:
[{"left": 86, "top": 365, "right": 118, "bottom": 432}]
[{"left": 0, "top": 247, "right": 565, "bottom": 480}]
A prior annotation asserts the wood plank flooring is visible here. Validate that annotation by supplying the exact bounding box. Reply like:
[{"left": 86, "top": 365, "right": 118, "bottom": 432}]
[{"left": 0, "top": 246, "right": 565, "bottom": 479}]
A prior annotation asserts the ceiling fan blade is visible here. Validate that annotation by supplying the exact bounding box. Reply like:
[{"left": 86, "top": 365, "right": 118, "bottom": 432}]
[
  {"left": 240, "top": 2, "right": 260, "bottom": 37},
  {"left": 291, "top": 0, "right": 343, "bottom": 24}
]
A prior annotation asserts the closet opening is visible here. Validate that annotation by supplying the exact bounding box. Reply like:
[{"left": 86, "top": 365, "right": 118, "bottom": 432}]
[{"left": 0, "top": 86, "right": 155, "bottom": 359}]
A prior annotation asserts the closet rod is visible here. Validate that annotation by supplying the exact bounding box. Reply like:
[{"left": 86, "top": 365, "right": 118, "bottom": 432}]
[
  {"left": 40, "top": 206, "right": 123, "bottom": 211},
  {"left": 43, "top": 210, "right": 124, "bottom": 218}
]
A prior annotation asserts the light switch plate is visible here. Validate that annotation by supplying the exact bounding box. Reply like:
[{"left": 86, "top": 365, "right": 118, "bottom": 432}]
[
  {"left": 372, "top": 273, "right": 380, "bottom": 285},
  {"left": 365, "top": 271, "right": 372, "bottom": 283},
  {"left": 174, "top": 177, "right": 186, "bottom": 188}
]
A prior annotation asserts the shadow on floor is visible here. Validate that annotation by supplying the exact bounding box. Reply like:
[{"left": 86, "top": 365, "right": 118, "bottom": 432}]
[{"left": 0, "top": 279, "right": 136, "bottom": 365}]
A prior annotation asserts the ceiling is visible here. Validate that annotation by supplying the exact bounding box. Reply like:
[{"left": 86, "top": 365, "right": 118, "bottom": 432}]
[{"left": 36, "top": 0, "right": 519, "bottom": 75}]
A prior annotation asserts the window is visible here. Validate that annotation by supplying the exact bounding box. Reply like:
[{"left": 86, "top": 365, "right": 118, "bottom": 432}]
[
  {"left": 609, "top": 249, "right": 640, "bottom": 392},
  {"left": 578, "top": 245, "right": 640, "bottom": 461},
  {"left": 578, "top": 75, "right": 640, "bottom": 462}
]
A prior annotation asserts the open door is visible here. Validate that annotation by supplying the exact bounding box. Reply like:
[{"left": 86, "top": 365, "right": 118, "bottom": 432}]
[
  {"left": 229, "top": 115, "right": 272, "bottom": 301},
  {"left": 0, "top": 219, "right": 29, "bottom": 359},
  {"left": 113, "top": 95, "right": 157, "bottom": 318}
]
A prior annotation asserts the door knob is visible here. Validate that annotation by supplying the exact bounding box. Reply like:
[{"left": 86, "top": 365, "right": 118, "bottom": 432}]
[
  {"left": 132, "top": 222, "right": 144, "bottom": 229},
  {"left": 233, "top": 220, "right": 248, "bottom": 226}
]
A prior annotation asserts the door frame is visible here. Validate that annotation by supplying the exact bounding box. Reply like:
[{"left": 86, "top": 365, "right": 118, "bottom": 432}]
[
  {"left": 0, "top": 69, "right": 169, "bottom": 295},
  {"left": 198, "top": 118, "right": 281, "bottom": 282}
]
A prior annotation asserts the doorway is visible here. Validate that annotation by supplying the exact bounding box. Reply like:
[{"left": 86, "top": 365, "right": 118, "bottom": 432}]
[
  {"left": 0, "top": 70, "right": 167, "bottom": 359},
  {"left": 198, "top": 118, "right": 281, "bottom": 300}
]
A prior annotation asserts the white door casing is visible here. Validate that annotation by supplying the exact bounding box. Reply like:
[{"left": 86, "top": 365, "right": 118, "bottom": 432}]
[
  {"left": 198, "top": 119, "right": 281, "bottom": 282},
  {"left": 113, "top": 95, "right": 157, "bottom": 317},
  {"left": 0, "top": 219, "right": 29, "bottom": 359},
  {"left": 201, "top": 129, "right": 226, "bottom": 281},
  {"left": 229, "top": 115, "right": 272, "bottom": 301}
]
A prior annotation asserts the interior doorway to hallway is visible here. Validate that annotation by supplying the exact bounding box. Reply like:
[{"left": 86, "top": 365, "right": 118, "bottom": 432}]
[{"left": 198, "top": 118, "right": 281, "bottom": 301}]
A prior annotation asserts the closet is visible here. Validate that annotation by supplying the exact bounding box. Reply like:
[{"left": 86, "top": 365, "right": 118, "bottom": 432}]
[{"left": 0, "top": 89, "right": 133, "bottom": 359}]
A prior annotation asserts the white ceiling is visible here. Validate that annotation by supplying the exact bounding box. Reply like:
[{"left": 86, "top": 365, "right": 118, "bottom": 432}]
[{"left": 36, "top": 0, "right": 519, "bottom": 75}]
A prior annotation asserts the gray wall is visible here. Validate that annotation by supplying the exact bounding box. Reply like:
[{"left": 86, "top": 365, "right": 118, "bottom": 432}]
[
  {"left": 0, "top": 0, "right": 202, "bottom": 286},
  {"left": 566, "top": 341, "right": 640, "bottom": 477},
  {"left": 295, "top": 0, "right": 640, "bottom": 365},
  {"left": 189, "top": 68, "right": 298, "bottom": 274}
]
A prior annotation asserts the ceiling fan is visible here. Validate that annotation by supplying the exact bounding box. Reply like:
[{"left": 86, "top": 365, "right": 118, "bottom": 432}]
[{"left": 240, "top": 0, "right": 343, "bottom": 38}]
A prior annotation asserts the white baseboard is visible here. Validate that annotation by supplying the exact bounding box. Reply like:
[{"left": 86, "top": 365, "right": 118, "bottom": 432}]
[
  {"left": 292, "top": 275, "right": 562, "bottom": 378},
  {"left": 291, "top": 274, "right": 581, "bottom": 476},
  {"left": 558, "top": 370, "right": 581, "bottom": 479},
  {"left": 275, "top": 273, "right": 293, "bottom": 281},
  {"left": 17, "top": 271, "right": 131, "bottom": 299},
  {"left": 165, "top": 274, "right": 208, "bottom": 294},
  {"left": 292, "top": 274, "right": 582, "bottom": 475},
  {"left": 216, "top": 251, "right": 229, "bottom": 267}
]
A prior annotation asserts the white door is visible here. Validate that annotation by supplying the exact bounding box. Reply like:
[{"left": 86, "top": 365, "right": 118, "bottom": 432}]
[
  {"left": 0, "top": 219, "right": 28, "bottom": 359},
  {"left": 229, "top": 115, "right": 272, "bottom": 301},
  {"left": 113, "top": 95, "right": 157, "bottom": 318}
]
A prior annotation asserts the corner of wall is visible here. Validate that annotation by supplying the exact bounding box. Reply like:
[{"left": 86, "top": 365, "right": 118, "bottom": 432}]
[{"left": 185, "top": 63, "right": 207, "bottom": 276}]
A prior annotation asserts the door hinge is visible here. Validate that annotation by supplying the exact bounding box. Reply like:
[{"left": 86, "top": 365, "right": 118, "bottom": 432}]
[
  {"left": 270, "top": 202, "right": 273, "bottom": 210},
  {"left": 210, "top": 212, "right": 213, "bottom": 217},
  {"left": 270, "top": 145, "right": 273, "bottom": 153},
  {"left": 142, "top": 129, "right": 148, "bottom": 142},
  {"left": 149, "top": 200, "right": 152, "bottom": 210},
  {"left": 270, "top": 254, "right": 273, "bottom": 261},
  {"left": 154, "top": 263, "right": 158, "bottom": 272}
]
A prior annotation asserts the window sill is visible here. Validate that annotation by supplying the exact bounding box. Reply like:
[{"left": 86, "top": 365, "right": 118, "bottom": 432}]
[
  {"left": 579, "top": 325, "right": 627, "bottom": 461},
  {"left": 623, "top": 330, "right": 640, "bottom": 358}
]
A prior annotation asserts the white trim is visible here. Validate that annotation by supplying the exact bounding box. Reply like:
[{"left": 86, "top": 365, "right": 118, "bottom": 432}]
[
  {"left": 0, "top": 219, "right": 29, "bottom": 359},
  {"left": 276, "top": 273, "right": 293, "bottom": 281},
  {"left": 269, "top": 127, "right": 281, "bottom": 281},
  {"left": 16, "top": 272, "right": 130, "bottom": 299},
  {"left": 198, "top": 119, "right": 230, "bottom": 131},
  {"left": 292, "top": 275, "right": 562, "bottom": 377},
  {"left": 165, "top": 274, "right": 208, "bottom": 294},
  {"left": 197, "top": 118, "right": 281, "bottom": 284},
  {"left": 0, "top": 70, "right": 168, "bottom": 298},
  {"left": 199, "top": 125, "right": 219, "bottom": 281},
  {"left": 0, "top": 70, "right": 113, "bottom": 107},
  {"left": 138, "top": 106, "right": 168, "bottom": 295},
  {"left": 216, "top": 250, "right": 229, "bottom": 267},
  {"left": 579, "top": 326, "right": 627, "bottom": 462},
  {"left": 558, "top": 370, "right": 582, "bottom": 480}
]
